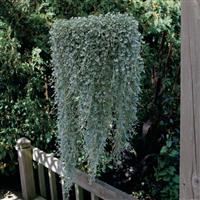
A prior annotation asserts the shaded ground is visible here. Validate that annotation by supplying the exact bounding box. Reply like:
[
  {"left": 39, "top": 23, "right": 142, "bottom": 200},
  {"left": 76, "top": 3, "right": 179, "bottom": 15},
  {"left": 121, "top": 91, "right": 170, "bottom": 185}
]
[
  {"left": 0, "top": 190, "right": 22, "bottom": 200},
  {"left": 0, "top": 174, "right": 22, "bottom": 200}
]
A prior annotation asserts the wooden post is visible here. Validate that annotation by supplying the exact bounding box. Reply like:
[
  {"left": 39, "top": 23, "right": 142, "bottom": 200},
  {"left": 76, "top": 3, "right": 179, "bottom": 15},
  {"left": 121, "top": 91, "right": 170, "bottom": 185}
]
[
  {"left": 181, "top": 0, "right": 200, "bottom": 199},
  {"left": 38, "top": 163, "right": 47, "bottom": 198},
  {"left": 75, "top": 184, "right": 84, "bottom": 200},
  {"left": 61, "top": 178, "right": 66, "bottom": 200},
  {"left": 16, "top": 138, "right": 36, "bottom": 200},
  {"left": 48, "top": 169, "right": 58, "bottom": 200},
  {"left": 48, "top": 153, "right": 58, "bottom": 200},
  {"left": 91, "top": 193, "right": 99, "bottom": 200}
]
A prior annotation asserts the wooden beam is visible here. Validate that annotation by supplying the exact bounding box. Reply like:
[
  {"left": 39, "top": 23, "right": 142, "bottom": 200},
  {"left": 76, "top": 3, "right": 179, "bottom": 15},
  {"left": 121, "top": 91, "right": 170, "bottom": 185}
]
[
  {"left": 61, "top": 178, "right": 66, "bottom": 200},
  {"left": 75, "top": 184, "right": 84, "bottom": 200},
  {"left": 74, "top": 170, "right": 135, "bottom": 200},
  {"left": 48, "top": 154, "right": 58, "bottom": 200},
  {"left": 91, "top": 193, "right": 100, "bottom": 200},
  {"left": 38, "top": 163, "right": 47, "bottom": 198},
  {"left": 34, "top": 197, "right": 46, "bottom": 200},
  {"left": 32, "top": 147, "right": 136, "bottom": 200},
  {"left": 33, "top": 147, "right": 63, "bottom": 176},
  {"left": 16, "top": 138, "right": 36, "bottom": 200},
  {"left": 180, "top": 0, "right": 200, "bottom": 199},
  {"left": 48, "top": 169, "right": 58, "bottom": 200}
]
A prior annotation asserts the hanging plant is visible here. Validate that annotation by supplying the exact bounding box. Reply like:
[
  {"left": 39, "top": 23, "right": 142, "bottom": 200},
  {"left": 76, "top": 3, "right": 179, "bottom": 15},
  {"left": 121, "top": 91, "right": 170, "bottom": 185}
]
[{"left": 50, "top": 13, "right": 143, "bottom": 197}]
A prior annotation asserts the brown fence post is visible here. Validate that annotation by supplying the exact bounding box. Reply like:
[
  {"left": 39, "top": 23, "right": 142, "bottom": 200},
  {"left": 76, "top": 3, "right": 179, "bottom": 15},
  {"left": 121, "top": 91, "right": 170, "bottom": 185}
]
[
  {"left": 48, "top": 153, "right": 58, "bottom": 200},
  {"left": 75, "top": 184, "right": 84, "bottom": 200},
  {"left": 16, "top": 137, "right": 36, "bottom": 200}
]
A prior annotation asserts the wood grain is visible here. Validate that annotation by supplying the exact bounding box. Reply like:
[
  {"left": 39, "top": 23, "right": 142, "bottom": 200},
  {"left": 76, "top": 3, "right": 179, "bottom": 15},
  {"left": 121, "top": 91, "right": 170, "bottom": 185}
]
[
  {"left": 32, "top": 147, "right": 136, "bottom": 200},
  {"left": 91, "top": 193, "right": 100, "bottom": 200},
  {"left": 16, "top": 138, "right": 36, "bottom": 200},
  {"left": 74, "top": 170, "right": 135, "bottom": 200},
  {"left": 48, "top": 169, "right": 58, "bottom": 200},
  {"left": 38, "top": 164, "right": 47, "bottom": 198},
  {"left": 180, "top": 0, "right": 200, "bottom": 199},
  {"left": 75, "top": 184, "right": 84, "bottom": 200},
  {"left": 34, "top": 197, "right": 46, "bottom": 200}
]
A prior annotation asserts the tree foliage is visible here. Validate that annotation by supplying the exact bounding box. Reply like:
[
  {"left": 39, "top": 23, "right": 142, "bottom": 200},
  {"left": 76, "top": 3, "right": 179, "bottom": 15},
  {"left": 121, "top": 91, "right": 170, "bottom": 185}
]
[{"left": 0, "top": 0, "right": 56, "bottom": 175}]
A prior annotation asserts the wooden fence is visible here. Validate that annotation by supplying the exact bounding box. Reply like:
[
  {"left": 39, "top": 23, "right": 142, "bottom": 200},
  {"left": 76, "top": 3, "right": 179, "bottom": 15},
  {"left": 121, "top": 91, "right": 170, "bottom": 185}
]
[{"left": 15, "top": 137, "right": 137, "bottom": 200}]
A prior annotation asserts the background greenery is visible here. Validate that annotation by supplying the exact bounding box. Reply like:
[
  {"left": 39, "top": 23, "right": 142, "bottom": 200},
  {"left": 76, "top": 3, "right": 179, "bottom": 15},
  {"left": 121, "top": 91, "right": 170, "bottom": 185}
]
[{"left": 0, "top": 0, "right": 180, "bottom": 199}]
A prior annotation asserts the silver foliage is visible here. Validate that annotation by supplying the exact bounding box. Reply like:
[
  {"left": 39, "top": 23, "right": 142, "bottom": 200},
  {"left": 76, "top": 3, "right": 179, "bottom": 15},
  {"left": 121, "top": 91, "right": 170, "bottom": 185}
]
[{"left": 50, "top": 13, "right": 143, "bottom": 197}]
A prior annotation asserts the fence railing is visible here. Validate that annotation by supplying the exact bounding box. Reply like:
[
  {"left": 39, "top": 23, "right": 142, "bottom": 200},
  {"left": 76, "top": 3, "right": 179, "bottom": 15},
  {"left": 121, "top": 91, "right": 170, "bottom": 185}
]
[{"left": 16, "top": 137, "right": 137, "bottom": 200}]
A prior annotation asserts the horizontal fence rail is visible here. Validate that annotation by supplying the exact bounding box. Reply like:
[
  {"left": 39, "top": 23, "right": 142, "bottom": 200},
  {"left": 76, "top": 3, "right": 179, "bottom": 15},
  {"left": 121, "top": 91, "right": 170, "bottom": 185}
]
[{"left": 16, "top": 137, "right": 137, "bottom": 200}]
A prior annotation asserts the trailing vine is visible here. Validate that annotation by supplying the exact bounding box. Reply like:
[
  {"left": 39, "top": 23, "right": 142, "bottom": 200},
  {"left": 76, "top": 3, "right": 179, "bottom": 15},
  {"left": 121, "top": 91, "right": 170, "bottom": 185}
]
[{"left": 50, "top": 13, "right": 143, "bottom": 196}]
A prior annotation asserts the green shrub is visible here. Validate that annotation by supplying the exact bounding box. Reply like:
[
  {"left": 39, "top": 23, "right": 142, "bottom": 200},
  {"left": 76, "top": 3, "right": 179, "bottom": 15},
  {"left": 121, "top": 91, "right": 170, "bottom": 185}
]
[
  {"left": 131, "top": 1, "right": 180, "bottom": 199},
  {"left": 51, "top": 13, "right": 143, "bottom": 194},
  {"left": 0, "top": 1, "right": 56, "bottom": 175},
  {"left": 153, "top": 134, "right": 179, "bottom": 199}
]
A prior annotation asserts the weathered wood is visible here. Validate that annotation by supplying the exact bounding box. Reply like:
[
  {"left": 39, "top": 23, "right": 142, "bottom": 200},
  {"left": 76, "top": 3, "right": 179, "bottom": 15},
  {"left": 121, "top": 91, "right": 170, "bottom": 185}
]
[
  {"left": 33, "top": 147, "right": 63, "bottom": 176},
  {"left": 48, "top": 154, "right": 58, "bottom": 200},
  {"left": 91, "top": 193, "right": 100, "bottom": 200},
  {"left": 34, "top": 196, "right": 46, "bottom": 200},
  {"left": 16, "top": 138, "right": 36, "bottom": 200},
  {"left": 74, "top": 170, "right": 135, "bottom": 200},
  {"left": 75, "top": 184, "right": 84, "bottom": 200},
  {"left": 61, "top": 178, "right": 66, "bottom": 200},
  {"left": 181, "top": 0, "right": 200, "bottom": 199},
  {"left": 38, "top": 163, "right": 47, "bottom": 198},
  {"left": 32, "top": 147, "right": 136, "bottom": 200}
]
